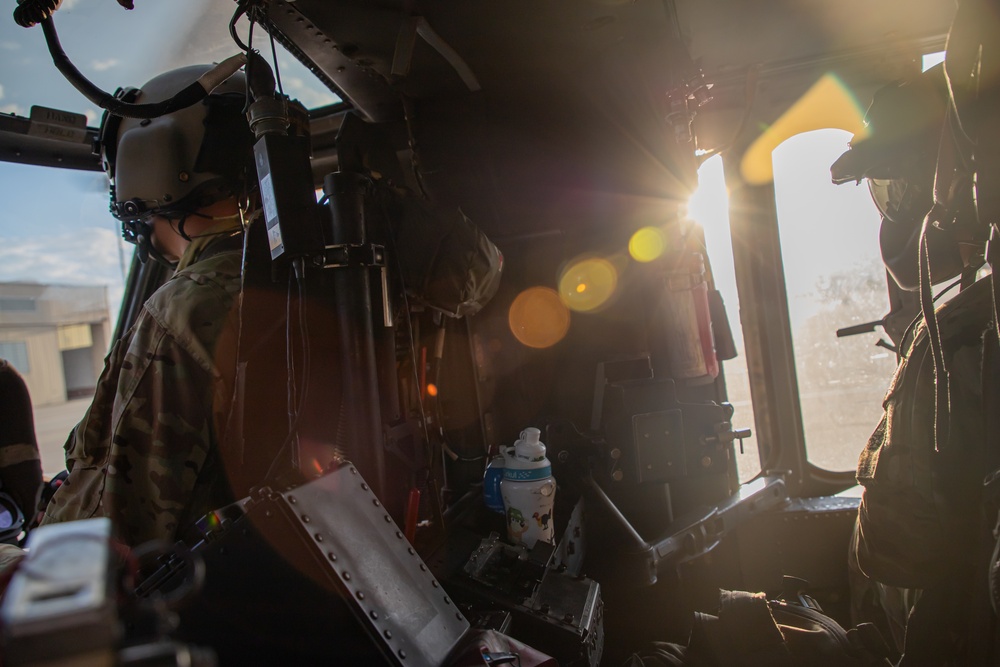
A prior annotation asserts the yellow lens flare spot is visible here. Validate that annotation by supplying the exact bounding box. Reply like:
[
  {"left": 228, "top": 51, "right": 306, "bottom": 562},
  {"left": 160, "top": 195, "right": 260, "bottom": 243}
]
[
  {"left": 741, "top": 73, "right": 869, "bottom": 185},
  {"left": 426, "top": 383, "right": 439, "bottom": 397},
  {"left": 558, "top": 257, "right": 618, "bottom": 312},
  {"left": 628, "top": 226, "right": 668, "bottom": 262},
  {"left": 508, "top": 287, "right": 571, "bottom": 349}
]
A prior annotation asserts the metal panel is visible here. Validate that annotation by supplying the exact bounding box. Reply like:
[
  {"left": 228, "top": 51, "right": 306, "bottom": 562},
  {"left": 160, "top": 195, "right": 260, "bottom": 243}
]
[{"left": 277, "top": 465, "right": 470, "bottom": 667}]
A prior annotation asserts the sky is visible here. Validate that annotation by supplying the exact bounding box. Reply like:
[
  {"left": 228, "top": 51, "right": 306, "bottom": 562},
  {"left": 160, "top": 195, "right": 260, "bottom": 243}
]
[{"left": 0, "top": 0, "right": 338, "bottom": 320}]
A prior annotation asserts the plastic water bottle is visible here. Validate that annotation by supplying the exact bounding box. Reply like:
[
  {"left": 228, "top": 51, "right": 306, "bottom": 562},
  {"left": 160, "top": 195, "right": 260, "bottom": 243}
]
[{"left": 500, "top": 427, "right": 556, "bottom": 547}]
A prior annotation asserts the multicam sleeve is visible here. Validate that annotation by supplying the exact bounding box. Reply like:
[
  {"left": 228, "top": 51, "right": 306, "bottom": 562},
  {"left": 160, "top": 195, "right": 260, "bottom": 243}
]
[{"left": 101, "top": 319, "right": 223, "bottom": 547}]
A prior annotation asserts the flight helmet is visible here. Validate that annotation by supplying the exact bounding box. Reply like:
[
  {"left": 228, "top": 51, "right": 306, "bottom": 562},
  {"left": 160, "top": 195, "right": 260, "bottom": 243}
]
[
  {"left": 97, "top": 64, "right": 254, "bottom": 258},
  {"left": 831, "top": 64, "right": 977, "bottom": 290}
]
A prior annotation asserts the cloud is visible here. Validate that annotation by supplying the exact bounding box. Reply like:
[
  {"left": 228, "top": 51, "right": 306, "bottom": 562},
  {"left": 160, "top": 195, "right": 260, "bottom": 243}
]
[
  {"left": 0, "top": 228, "right": 127, "bottom": 325},
  {"left": 90, "top": 59, "right": 120, "bottom": 72},
  {"left": 0, "top": 41, "right": 21, "bottom": 51},
  {"left": 0, "top": 227, "right": 127, "bottom": 289},
  {"left": 0, "top": 84, "right": 4, "bottom": 100},
  {"left": 282, "top": 76, "right": 340, "bottom": 109},
  {"left": 0, "top": 104, "right": 24, "bottom": 117},
  {"left": 60, "top": 0, "right": 81, "bottom": 11}
]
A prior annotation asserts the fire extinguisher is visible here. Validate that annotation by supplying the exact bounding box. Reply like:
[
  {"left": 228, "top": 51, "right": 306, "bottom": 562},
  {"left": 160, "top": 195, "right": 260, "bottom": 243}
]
[{"left": 661, "top": 251, "right": 719, "bottom": 384}]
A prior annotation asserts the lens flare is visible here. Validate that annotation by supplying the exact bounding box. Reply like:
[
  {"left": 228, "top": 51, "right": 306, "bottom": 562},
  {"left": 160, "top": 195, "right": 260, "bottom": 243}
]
[
  {"left": 558, "top": 257, "right": 618, "bottom": 312},
  {"left": 628, "top": 226, "right": 668, "bottom": 262},
  {"left": 741, "top": 73, "right": 869, "bottom": 185},
  {"left": 508, "top": 287, "right": 571, "bottom": 349}
]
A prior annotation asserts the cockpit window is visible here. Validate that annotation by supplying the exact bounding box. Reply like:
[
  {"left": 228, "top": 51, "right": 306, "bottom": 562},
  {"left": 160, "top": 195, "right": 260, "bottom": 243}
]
[
  {"left": 773, "top": 129, "right": 895, "bottom": 472},
  {"left": 691, "top": 155, "right": 761, "bottom": 483},
  {"left": 0, "top": 1, "right": 338, "bottom": 476}
]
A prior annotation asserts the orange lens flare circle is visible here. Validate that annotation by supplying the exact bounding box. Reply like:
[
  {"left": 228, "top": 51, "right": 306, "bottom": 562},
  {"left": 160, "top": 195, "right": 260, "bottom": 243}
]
[
  {"left": 508, "top": 287, "right": 571, "bottom": 349},
  {"left": 558, "top": 257, "right": 618, "bottom": 312}
]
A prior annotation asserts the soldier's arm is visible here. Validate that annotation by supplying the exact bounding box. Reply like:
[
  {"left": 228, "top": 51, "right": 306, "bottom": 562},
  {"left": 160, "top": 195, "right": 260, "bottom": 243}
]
[{"left": 101, "top": 322, "right": 221, "bottom": 547}]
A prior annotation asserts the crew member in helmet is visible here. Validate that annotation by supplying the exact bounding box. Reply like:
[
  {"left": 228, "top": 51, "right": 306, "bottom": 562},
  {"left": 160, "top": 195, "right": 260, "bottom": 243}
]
[
  {"left": 0, "top": 359, "right": 42, "bottom": 536},
  {"left": 39, "top": 63, "right": 258, "bottom": 547},
  {"left": 832, "top": 63, "right": 991, "bottom": 664}
]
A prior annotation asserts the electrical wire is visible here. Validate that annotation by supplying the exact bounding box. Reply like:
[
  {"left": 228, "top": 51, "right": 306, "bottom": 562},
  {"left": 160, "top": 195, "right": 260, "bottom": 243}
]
[
  {"left": 268, "top": 23, "right": 285, "bottom": 98},
  {"left": 228, "top": 0, "right": 253, "bottom": 53},
  {"left": 263, "top": 258, "right": 311, "bottom": 484},
  {"left": 37, "top": 16, "right": 243, "bottom": 120}
]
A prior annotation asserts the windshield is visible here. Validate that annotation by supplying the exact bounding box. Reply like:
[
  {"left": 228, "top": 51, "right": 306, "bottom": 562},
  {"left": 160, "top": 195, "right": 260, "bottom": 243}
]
[{"left": 0, "top": 0, "right": 338, "bottom": 475}]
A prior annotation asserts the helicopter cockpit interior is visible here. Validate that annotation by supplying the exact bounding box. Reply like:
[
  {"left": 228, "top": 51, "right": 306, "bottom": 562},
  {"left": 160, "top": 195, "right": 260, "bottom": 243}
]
[{"left": 0, "top": 0, "right": 989, "bottom": 665}]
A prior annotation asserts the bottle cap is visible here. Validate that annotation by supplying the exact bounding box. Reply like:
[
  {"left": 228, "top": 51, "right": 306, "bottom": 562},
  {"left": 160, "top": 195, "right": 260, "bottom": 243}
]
[{"left": 504, "top": 427, "right": 551, "bottom": 478}]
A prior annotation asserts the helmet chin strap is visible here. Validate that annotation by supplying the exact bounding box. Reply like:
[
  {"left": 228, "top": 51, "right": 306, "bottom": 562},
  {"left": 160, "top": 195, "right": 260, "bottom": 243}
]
[
  {"left": 125, "top": 205, "right": 250, "bottom": 269},
  {"left": 132, "top": 223, "right": 179, "bottom": 270}
]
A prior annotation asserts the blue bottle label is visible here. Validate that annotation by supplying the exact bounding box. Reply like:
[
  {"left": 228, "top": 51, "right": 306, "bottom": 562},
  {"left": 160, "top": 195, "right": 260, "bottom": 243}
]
[{"left": 483, "top": 459, "right": 505, "bottom": 513}]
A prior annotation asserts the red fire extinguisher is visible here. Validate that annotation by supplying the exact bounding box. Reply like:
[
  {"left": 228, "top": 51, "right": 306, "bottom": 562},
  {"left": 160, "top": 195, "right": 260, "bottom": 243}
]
[{"left": 661, "top": 251, "right": 719, "bottom": 384}]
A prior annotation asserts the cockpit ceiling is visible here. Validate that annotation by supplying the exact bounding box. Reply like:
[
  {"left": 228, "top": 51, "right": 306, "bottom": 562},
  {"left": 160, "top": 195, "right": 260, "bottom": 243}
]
[
  {"left": 262, "top": 0, "right": 955, "bottom": 120},
  {"left": 681, "top": 0, "right": 954, "bottom": 80},
  {"left": 258, "top": 0, "right": 685, "bottom": 122}
]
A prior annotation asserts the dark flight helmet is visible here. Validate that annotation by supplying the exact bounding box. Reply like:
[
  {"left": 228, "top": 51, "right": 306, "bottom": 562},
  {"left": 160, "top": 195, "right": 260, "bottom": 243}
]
[
  {"left": 97, "top": 64, "right": 254, "bottom": 255},
  {"left": 831, "top": 64, "right": 974, "bottom": 290}
]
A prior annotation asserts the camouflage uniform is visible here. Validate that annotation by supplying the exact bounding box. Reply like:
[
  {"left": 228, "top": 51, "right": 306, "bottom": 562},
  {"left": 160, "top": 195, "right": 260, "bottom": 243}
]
[
  {"left": 852, "top": 277, "right": 992, "bottom": 661},
  {"left": 41, "top": 241, "right": 243, "bottom": 547}
]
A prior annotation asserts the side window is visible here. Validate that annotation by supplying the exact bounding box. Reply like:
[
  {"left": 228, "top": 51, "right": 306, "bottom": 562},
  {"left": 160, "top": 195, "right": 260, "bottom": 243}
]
[
  {"left": 772, "top": 129, "right": 896, "bottom": 471},
  {"left": 693, "top": 155, "right": 761, "bottom": 483},
  {"left": 0, "top": 163, "right": 120, "bottom": 475}
]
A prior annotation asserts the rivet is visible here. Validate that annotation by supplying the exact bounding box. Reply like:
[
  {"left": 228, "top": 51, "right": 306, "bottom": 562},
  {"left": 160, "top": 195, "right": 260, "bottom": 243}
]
[
  {"left": 396, "top": 531, "right": 404, "bottom": 539},
  {"left": 178, "top": 171, "right": 189, "bottom": 182},
  {"left": 456, "top": 612, "right": 463, "bottom": 620},
  {"left": 288, "top": 496, "right": 297, "bottom": 504},
  {"left": 432, "top": 580, "right": 439, "bottom": 588},
  {"left": 384, "top": 630, "right": 392, "bottom": 639},
  {"left": 419, "top": 564, "right": 426, "bottom": 571},
  {"left": 328, "top": 552, "right": 337, "bottom": 561},
  {"left": 373, "top": 498, "right": 381, "bottom": 507},
  {"left": 302, "top": 515, "right": 311, "bottom": 523},
  {"left": 398, "top": 649, "right": 406, "bottom": 659},
  {"left": 315, "top": 533, "right": 324, "bottom": 542},
  {"left": 362, "top": 483, "right": 369, "bottom": 491},
  {"left": 384, "top": 515, "right": 392, "bottom": 523},
  {"left": 370, "top": 610, "right": 379, "bottom": 620},
  {"left": 408, "top": 547, "right": 415, "bottom": 555},
  {"left": 344, "top": 572, "right": 352, "bottom": 581},
  {"left": 351, "top": 467, "right": 357, "bottom": 474},
  {"left": 444, "top": 596, "right": 451, "bottom": 605},
  {"left": 356, "top": 591, "right": 365, "bottom": 600}
]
